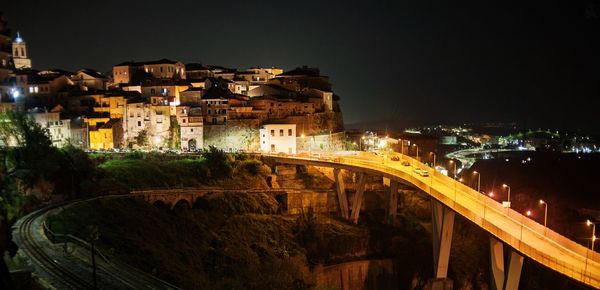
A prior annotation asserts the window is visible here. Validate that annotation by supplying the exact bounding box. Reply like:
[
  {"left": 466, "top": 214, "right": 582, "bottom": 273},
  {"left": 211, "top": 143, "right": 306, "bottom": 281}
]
[
  {"left": 270, "top": 130, "right": 275, "bottom": 136},
  {"left": 137, "top": 121, "right": 141, "bottom": 127},
  {"left": 208, "top": 109, "right": 211, "bottom": 115},
  {"left": 182, "top": 119, "right": 186, "bottom": 123},
  {"left": 212, "top": 117, "right": 217, "bottom": 124},
  {"left": 288, "top": 129, "right": 292, "bottom": 136},
  {"left": 21, "top": 48, "right": 25, "bottom": 56},
  {"left": 137, "top": 112, "right": 141, "bottom": 117},
  {"left": 279, "top": 129, "right": 284, "bottom": 136},
  {"left": 190, "top": 128, "right": 193, "bottom": 132},
  {"left": 160, "top": 67, "right": 163, "bottom": 73}
]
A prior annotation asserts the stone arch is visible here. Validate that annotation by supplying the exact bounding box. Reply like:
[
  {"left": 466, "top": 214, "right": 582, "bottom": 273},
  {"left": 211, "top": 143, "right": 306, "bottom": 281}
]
[
  {"left": 173, "top": 199, "right": 191, "bottom": 211},
  {"left": 153, "top": 200, "right": 170, "bottom": 210}
]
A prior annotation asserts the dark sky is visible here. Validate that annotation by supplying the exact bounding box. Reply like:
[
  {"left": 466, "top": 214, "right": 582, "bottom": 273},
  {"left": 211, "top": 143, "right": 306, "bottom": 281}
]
[{"left": 2, "top": 1, "right": 600, "bottom": 132}]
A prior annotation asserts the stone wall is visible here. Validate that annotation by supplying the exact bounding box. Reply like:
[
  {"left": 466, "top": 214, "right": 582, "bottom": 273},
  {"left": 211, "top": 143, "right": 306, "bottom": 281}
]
[
  {"left": 284, "top": 190, "right": 338, "bottom": 214},
  {"left": 314, "top": 259, "right": 397, "bottom": 290},
  {"left": 203, "top": 119, "right": 261, "bottom": 151}
]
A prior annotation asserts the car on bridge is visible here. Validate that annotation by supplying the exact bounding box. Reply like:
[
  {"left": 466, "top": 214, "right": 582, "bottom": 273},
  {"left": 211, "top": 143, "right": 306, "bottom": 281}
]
[
  {"left": 390, "top": 156, "right": 400, "bottom": 161},
  {"left": 401, "top": 161, "right": 410, "bottom": 166},
  {"left": 414, "top": 168, "right": 429, "bottom": 177}
]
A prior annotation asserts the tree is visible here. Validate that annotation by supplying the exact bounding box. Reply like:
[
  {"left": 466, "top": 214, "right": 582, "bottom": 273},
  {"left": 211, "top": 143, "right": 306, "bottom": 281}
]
[
  {"left": 0, "top": 110, "right": 56, "bottom": 290},
  {"left": 168, "top": 118, "right": 181, "bottom": 149},
  {"left": 134, "top": 130, "right": 149, "bottom": 147},
  {"left": 202, "top": 146, "right": 233, "bottom": 179}
]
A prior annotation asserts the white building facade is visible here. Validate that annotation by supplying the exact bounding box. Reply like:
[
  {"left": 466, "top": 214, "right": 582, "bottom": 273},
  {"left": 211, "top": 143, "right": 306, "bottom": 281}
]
[{"left": 259, "top": 124, "right": 296, "bottom": 154}]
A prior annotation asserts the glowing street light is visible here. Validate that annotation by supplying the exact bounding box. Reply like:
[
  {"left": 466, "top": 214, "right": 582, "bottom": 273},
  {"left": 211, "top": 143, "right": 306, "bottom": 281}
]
[
  {"left": 412, "top": 144, "right": 419, "bottom": 161},
  {"left": 526, "top": 210, "right": 532, "bottom": 216},
  {"left": 153, "top": 135, "right": 162, "bottom": 147},
  {"left": 587, "top": 220, "right": 596, "bottom": 252},
  {"left": 585, "top": 219, "right": 597, "bottom": 278},
  {"left": 473, "top": 171, "right": 481, "bottom": 192},
  {"left": 502, "top": 184, "right": 511, "bottom": 208},
  {"left": 488, "top": 192, "right": 494, "bottom": 198},
  {"left": 429, "top": 152, "right": 436, "bottom": 168},
  {"left": 449, "top": 159, "right": 457, "bottom": 179},
  {"left": 539, "top": 199, "right": 548, "bottom": 230}
]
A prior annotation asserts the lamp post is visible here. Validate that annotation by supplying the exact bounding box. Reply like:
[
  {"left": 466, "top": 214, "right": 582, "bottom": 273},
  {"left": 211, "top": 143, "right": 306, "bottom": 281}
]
[
  {"left": 585, "top": 219, "right": 596, "bottom": 283},
  {"left": 449, "top": 160, "right": 457, "bottom": 179},
  {"left": 587, "top": 220, "right": 596, "bottom": 252},
  {"left": 502, "top": 184, "right": 511, "bottom": 208},
  {"left": 429, "top": 152, "right": 436, "bottom": 168},
  {"left": 399, "top": 138, "right": 404, "bottom": 155},
  {"left": 521, "top": 210, "right": 532, "bottom": 240},
  {"left": 539, "top": 200, "right": 548, "bottom": 233},
  {"left": 413, "top": 144, "right": 419, "bottom": 162},
  {"left": 473, "top": 171, "right": 481, "bottom": 192}
]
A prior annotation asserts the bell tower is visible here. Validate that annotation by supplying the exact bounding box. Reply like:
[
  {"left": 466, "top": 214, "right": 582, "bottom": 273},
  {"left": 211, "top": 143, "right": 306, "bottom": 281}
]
[{"left": 12, "top": 32, "right": 32, "bottom": 69}]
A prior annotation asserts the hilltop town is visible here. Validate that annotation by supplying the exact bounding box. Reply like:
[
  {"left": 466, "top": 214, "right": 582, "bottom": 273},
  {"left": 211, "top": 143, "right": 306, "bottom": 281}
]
[{"left": 0, "top": 16, "right": 344, "bottom": 154}]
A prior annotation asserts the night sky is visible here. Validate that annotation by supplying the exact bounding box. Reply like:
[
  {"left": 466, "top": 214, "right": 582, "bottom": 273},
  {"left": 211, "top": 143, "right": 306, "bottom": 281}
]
[{"left": 2, "top": 1, "right": 600, "bottom": 132}]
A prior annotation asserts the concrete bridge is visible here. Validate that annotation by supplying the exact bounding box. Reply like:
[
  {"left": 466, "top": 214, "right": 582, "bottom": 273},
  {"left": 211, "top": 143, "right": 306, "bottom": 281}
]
[{"left": 265, "top": 152, "right": 600, "bottom": 290}]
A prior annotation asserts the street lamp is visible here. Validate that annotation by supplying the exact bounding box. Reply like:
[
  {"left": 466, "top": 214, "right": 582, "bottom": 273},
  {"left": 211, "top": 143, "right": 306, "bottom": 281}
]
[
  {"left": 413, "top": 144, "right": 419, "bottom": 161},
  {"left": 587, "top": 220, "right": 596, "bottom": 252},
  {"left": 473, "top": 171, "right": 481, "bottom": 192},
  {"left": 399, "top": 138, "right": 404, "bottom": 155},
  {"left": 585, "top": 219, "right": 596, "bottom": 281},
  {"left": 449, "top": 159, "right": 457, "bottom": 179},
  {"left": 539, "top": 199, "right": 548, "bottom": 231},
  {"left": 429, "top": 152, "right": 436, "bottom": 168},
  {"left": 502, "top": 184, "right": 511, "bottom": 208}
]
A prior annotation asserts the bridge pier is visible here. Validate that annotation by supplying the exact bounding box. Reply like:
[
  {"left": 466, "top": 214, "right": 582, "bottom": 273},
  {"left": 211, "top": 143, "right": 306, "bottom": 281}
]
[
  {"left": 489, "top": 237, "right": 523, "bottom": 290},
  {"left": 350, "top": 173, "right": 366, "bottom": 223},
  {"left": 334, "top": 168, "right": 350, "bottom": 219},
  {"left": 431, "top": 199, "right": 455, "bottom": 279}
]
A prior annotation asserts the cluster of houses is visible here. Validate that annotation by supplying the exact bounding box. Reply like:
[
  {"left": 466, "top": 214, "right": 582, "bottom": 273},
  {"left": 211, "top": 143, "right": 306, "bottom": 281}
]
[{"left": 0, "top": 15, "right": 344, "bottom": 154}]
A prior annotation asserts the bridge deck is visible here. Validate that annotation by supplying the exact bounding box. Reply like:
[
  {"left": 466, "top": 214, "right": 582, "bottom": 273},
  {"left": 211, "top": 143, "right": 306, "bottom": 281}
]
[{"left": 268, "top": 153, "right": 600, "bottom": 289}]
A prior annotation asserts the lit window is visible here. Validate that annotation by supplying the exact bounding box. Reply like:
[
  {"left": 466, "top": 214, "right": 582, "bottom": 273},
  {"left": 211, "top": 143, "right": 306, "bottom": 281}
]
[
  {"left": 270, "top": 130, "right": 275, "bottom": 136},
  {"left": 280, "top": 129, "right": 284, "bottom": 136},
  {"left": 288, "top": 129, "right": 292, "bottom": 136}
]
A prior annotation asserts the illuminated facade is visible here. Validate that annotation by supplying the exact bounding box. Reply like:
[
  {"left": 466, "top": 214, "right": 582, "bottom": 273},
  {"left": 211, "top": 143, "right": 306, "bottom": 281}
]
[
  {"left": 259, "top": 124, "right": 296, "bottom": 154},
  {"left": 12, "top": 32, "right": 31, "bottom": 69}
]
